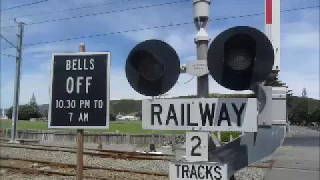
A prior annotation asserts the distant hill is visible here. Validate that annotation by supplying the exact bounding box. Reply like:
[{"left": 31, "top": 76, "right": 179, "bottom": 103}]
[
  {"left": 110, "top": 99, "right": 142, "bottom": 115},
  {"left": 178, "top": 93, "right": 256, "bottom": 98},
  {"left": 109, "top": 94, "right": 319, "bottom": 115},
  {"left": 290, "top": 96, "right": 320, "bottom": 112},
  {"left": 3, "top": 94, "right": 318, "bottom": 117},
  {"left": 109, "top": 93, "right": 257, "bottom": 115}
]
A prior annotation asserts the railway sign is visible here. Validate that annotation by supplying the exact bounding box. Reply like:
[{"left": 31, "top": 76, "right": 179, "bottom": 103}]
[
  {"left": 169, "top": 161, "right": 228, "bottom": 180},
  {"left": 185, "top": 60, "right": 209, "bottom": 77},
  {"left": 142, "top": 98, "right": 257, "bottom": 132},
  {"left": 48, "top": 52, "right": 110, "bottom": 129},
  {"left": 186, "top": 132, "right": 209, "bottom": 162}
]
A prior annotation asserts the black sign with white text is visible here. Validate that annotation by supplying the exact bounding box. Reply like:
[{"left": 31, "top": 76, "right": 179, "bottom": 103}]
[{"left": 49, "top": 52, "right": 110, "bottom": 129}]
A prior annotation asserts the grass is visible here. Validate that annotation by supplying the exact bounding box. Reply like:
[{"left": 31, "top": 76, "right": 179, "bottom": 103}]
[
  {"left": 0, "top": 120, "right": 48, "bottom": 130},
  {"left": 0, "top": 120, "right": 186, "bottom": 134},
  {"left": 0, "top": 120, "right": 241, "bottom": 140}
]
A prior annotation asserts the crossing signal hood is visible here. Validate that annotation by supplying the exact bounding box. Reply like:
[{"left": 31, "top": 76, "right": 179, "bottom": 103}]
[
  {"left": 207, "top": 26, "right": 275, "bottom": 91},
  {"left": 125, "top": 39, "right": 180, "bottom": 96}
]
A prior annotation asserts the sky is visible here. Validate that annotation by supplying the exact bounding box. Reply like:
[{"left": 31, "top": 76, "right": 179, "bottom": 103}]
[{"left": 0, "top": 0, "right": 319, "bottom": 109}]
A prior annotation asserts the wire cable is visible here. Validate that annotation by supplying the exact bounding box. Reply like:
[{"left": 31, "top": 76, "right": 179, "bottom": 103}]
[
  {"left": 30, "top": 0, "right": 189, "bottom": 26},
  {"left": 0, "top": 34, "right": 17, "bottom": 48},
  {"left": 0, "top": 52, "right": 16, "bottom": 58},
  {"left": 1, "top": 0, "right": 133, "bottom": 22},
  {"left": 1, "top": 5, "right": 318, "bottom": 50},
  {"left": 1, "top": 0, "right": 190, "bottom": 28},
  {"left": 1, "top": 27, "right": 16, "bottom": 34},
  {"left": 177, "top": 75, "right": 195, "bottom": 85},
  {"left": 0, "top": 0, "right": 48, "bottom": 11}
]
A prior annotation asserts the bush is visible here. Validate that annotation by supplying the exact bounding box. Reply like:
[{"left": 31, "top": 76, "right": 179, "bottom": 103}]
[
  {"left": 110, "top": 114, "right": 116, "bottom": 121},
  {"left": 6, "top": 105, "right": 42, "bottom": 120},
  {"left": 307, "top": 106, "right": 320, "bottom": 124},
  {"left": 212, "top": 131, "right": 240, "bottom": 142},
  {"left": 289, "top": 98, "right": 309, "bottom": 125},
  {"left": 6, "top": 107, "right": 12, "bottom": 119}
]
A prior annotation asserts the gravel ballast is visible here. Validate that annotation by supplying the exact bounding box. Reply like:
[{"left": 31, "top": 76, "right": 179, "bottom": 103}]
[{"left": 0, "top": 141, "right": 277, "bottom": 179}]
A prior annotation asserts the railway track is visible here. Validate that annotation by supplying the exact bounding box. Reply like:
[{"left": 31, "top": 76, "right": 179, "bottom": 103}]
[
  {"left": 0, "top": 140, "right": 273, "bottom": 179},
  {"left": 0, "top": 142, "right": 174, "bottom": 161},
  {"left": 0, "top": 156, "right": 169, "bottom": 176},
  {"left": 0, "top": 138, "right": 174, "bottom": 157},
  {"left": 0, "top": 140, "right": 273, "bottom": 167},
  {"left": 0, "top": 157, "right": 168, "bottom": 180},
  {"left": 0, "top": 155, "right": 272, "bottom": 180}
]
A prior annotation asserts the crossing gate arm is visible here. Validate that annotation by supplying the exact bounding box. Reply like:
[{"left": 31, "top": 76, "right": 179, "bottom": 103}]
[{"left": 208, "top": 125, "right": 286, "bottom": 179}]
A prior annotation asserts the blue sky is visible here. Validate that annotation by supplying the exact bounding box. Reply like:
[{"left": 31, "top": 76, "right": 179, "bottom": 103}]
[{"left": 0, "top": 0, "right": 319, "bottom": 109}]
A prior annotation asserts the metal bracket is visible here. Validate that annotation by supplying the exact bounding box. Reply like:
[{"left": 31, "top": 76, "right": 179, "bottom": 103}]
[
  {"left": 208, "top": 126, "right": 286, "bottom": 179},
  {"left": 207, "top": 85, "right": 287, "bottom": 179}
]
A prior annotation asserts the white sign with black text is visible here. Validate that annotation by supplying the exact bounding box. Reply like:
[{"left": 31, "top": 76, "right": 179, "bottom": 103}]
[
  {"left": 186, "top": 132, "right": 208, "bottom": 162},
  {"left": 169, "top": 161, "right": 228, "bottom": 180},
  {"left": 142, "top": 98, "right": 257, "bottom": 132},
  {"left": 186, "top": 60, "right": 209, "bottom": 77}
]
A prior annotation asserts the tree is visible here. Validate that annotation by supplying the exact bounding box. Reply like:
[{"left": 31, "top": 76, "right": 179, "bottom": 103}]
[
  {"left": 286, "top": 89, "right": 294, "bottom": 110},
  {"left": 264, "top": 71, "right": 286, "bottom": 87},
  {"left": 110, "top": 114, "right": 116, "bottom": 121},
  {"left": 18, "top": 105, "right": 42, "bottom": 120},
  {"left": 288, "top": 88, "right": 311, "bottom": 125},
  {"left": 307, "top": 106, "right": 320, "bottom": 124},
  {"left": 29, "top": 93, "right": 39, "bottom": 110},
  {"left": 265, "top": 71, "right": 293, "bottom": 112},
  {"left": 289, "top": 98, "right": 309, "bottom": 125},
  {"left": 6, "top": 105, "right": 42, "bottom": 120},
  {"left": 6, "top": 107, "right": 13, "bottom": 119},
  {"left": 43, "top": 110, "right": 48, "bottom": 119},
  {"left": 302, "top": 88, "right": 308, "bottom": 98},
  {"left": 135, "top": 111, "right": 142, "bottom": 120}
]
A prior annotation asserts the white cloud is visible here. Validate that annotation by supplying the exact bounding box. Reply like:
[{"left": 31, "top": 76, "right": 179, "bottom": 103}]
[
  {"left": 282, "top": 21, "right": 319, "bottom": 50},
  {"left": 23, "top": 43, "right": 72, "bottom": 54},
  {"left": 167, "top": 74, "right": 253, "bottom": 98},
  {"left": 1, "top": 72, "right": 51, "bottom": 108},
  {"left": 280, "top": 71, "right": 320, "bottom": 99},
  {"left": 1, "top": 1, "right": 319, "bottom": 110}
]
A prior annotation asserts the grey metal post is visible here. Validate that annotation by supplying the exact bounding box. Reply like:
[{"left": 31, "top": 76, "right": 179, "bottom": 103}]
[
  {"left": 193, "top": 0, "right": 221, "bottom": 151},
  {"left": 9, "top": 22, "right": 24, "bottom": 144},
  {"left": 150, "top": 96, "right": 155, "bottom": 151},
  {"left": 193, "top": 0, "right": 210, "bottom": 98},
  {"left": 196, "top": 41, "right": 209, "bottom": 97}
]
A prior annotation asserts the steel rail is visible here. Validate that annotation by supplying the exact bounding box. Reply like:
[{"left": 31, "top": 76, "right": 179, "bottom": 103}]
[
  {"left": 0, "top": 144, "right": 173, "bottom": 161},
  {"left": 0, "top": 138, "right": 175, "bottom": 157},
  {"left": 0, "top": 156, "right": 169, "bottom": 177}
]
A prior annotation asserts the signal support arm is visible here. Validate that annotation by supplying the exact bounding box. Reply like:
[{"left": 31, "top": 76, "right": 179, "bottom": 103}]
[{"left": 207, "top": 86, "right": 287, "bottom": 179}]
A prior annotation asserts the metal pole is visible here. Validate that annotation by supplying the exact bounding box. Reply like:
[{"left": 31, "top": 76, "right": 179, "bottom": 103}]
[
  {"left": 193, "top": 0, "right": 210, "bottom": 98},
  {"left": 76, "top": 43, "right": 85, "bottom": 180},
  {"left": 9, "top": 22, "right": 24, "bottom": 144},
  {"left": 193, "top": 0, "right": 222, "bottom": 156},
  {"left": 150, "top": 96, "right": 155, "bottom": 152},
  {"left": 195, "top": 35, "right": 209, "bottom": 98}
]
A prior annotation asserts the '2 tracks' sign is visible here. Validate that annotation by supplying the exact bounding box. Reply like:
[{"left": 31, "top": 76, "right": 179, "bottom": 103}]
[{"left": 49, "top": 52, "right": 110, "bottom": 129}]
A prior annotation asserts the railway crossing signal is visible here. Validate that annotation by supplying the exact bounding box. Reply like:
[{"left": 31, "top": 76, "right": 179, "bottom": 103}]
[
  {"left": 125, "top": 39, "right": 180, "bottom": 96},
  {"left": 207, "top": 26, "right": 275, "bottom": 91},
  {"left": 124, "top": 1, "right": 286, "bottom": 180}
]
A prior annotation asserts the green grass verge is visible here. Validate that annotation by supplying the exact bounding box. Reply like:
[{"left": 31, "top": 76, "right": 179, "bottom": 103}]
[
  {"left": 0, "top": 120, "right": 240, "bottom": 140},
  {"left": 0, "top": 120, "right": 185, "bottom": 134}
]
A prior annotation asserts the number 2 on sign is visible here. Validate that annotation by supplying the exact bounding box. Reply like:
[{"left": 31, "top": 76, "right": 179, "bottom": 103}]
[
  {"left": 191, "top": 136, "right": 202, "bottom": 156},
  {"left": 186, "top": 132, "right": 208, "bottom": 162}
]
